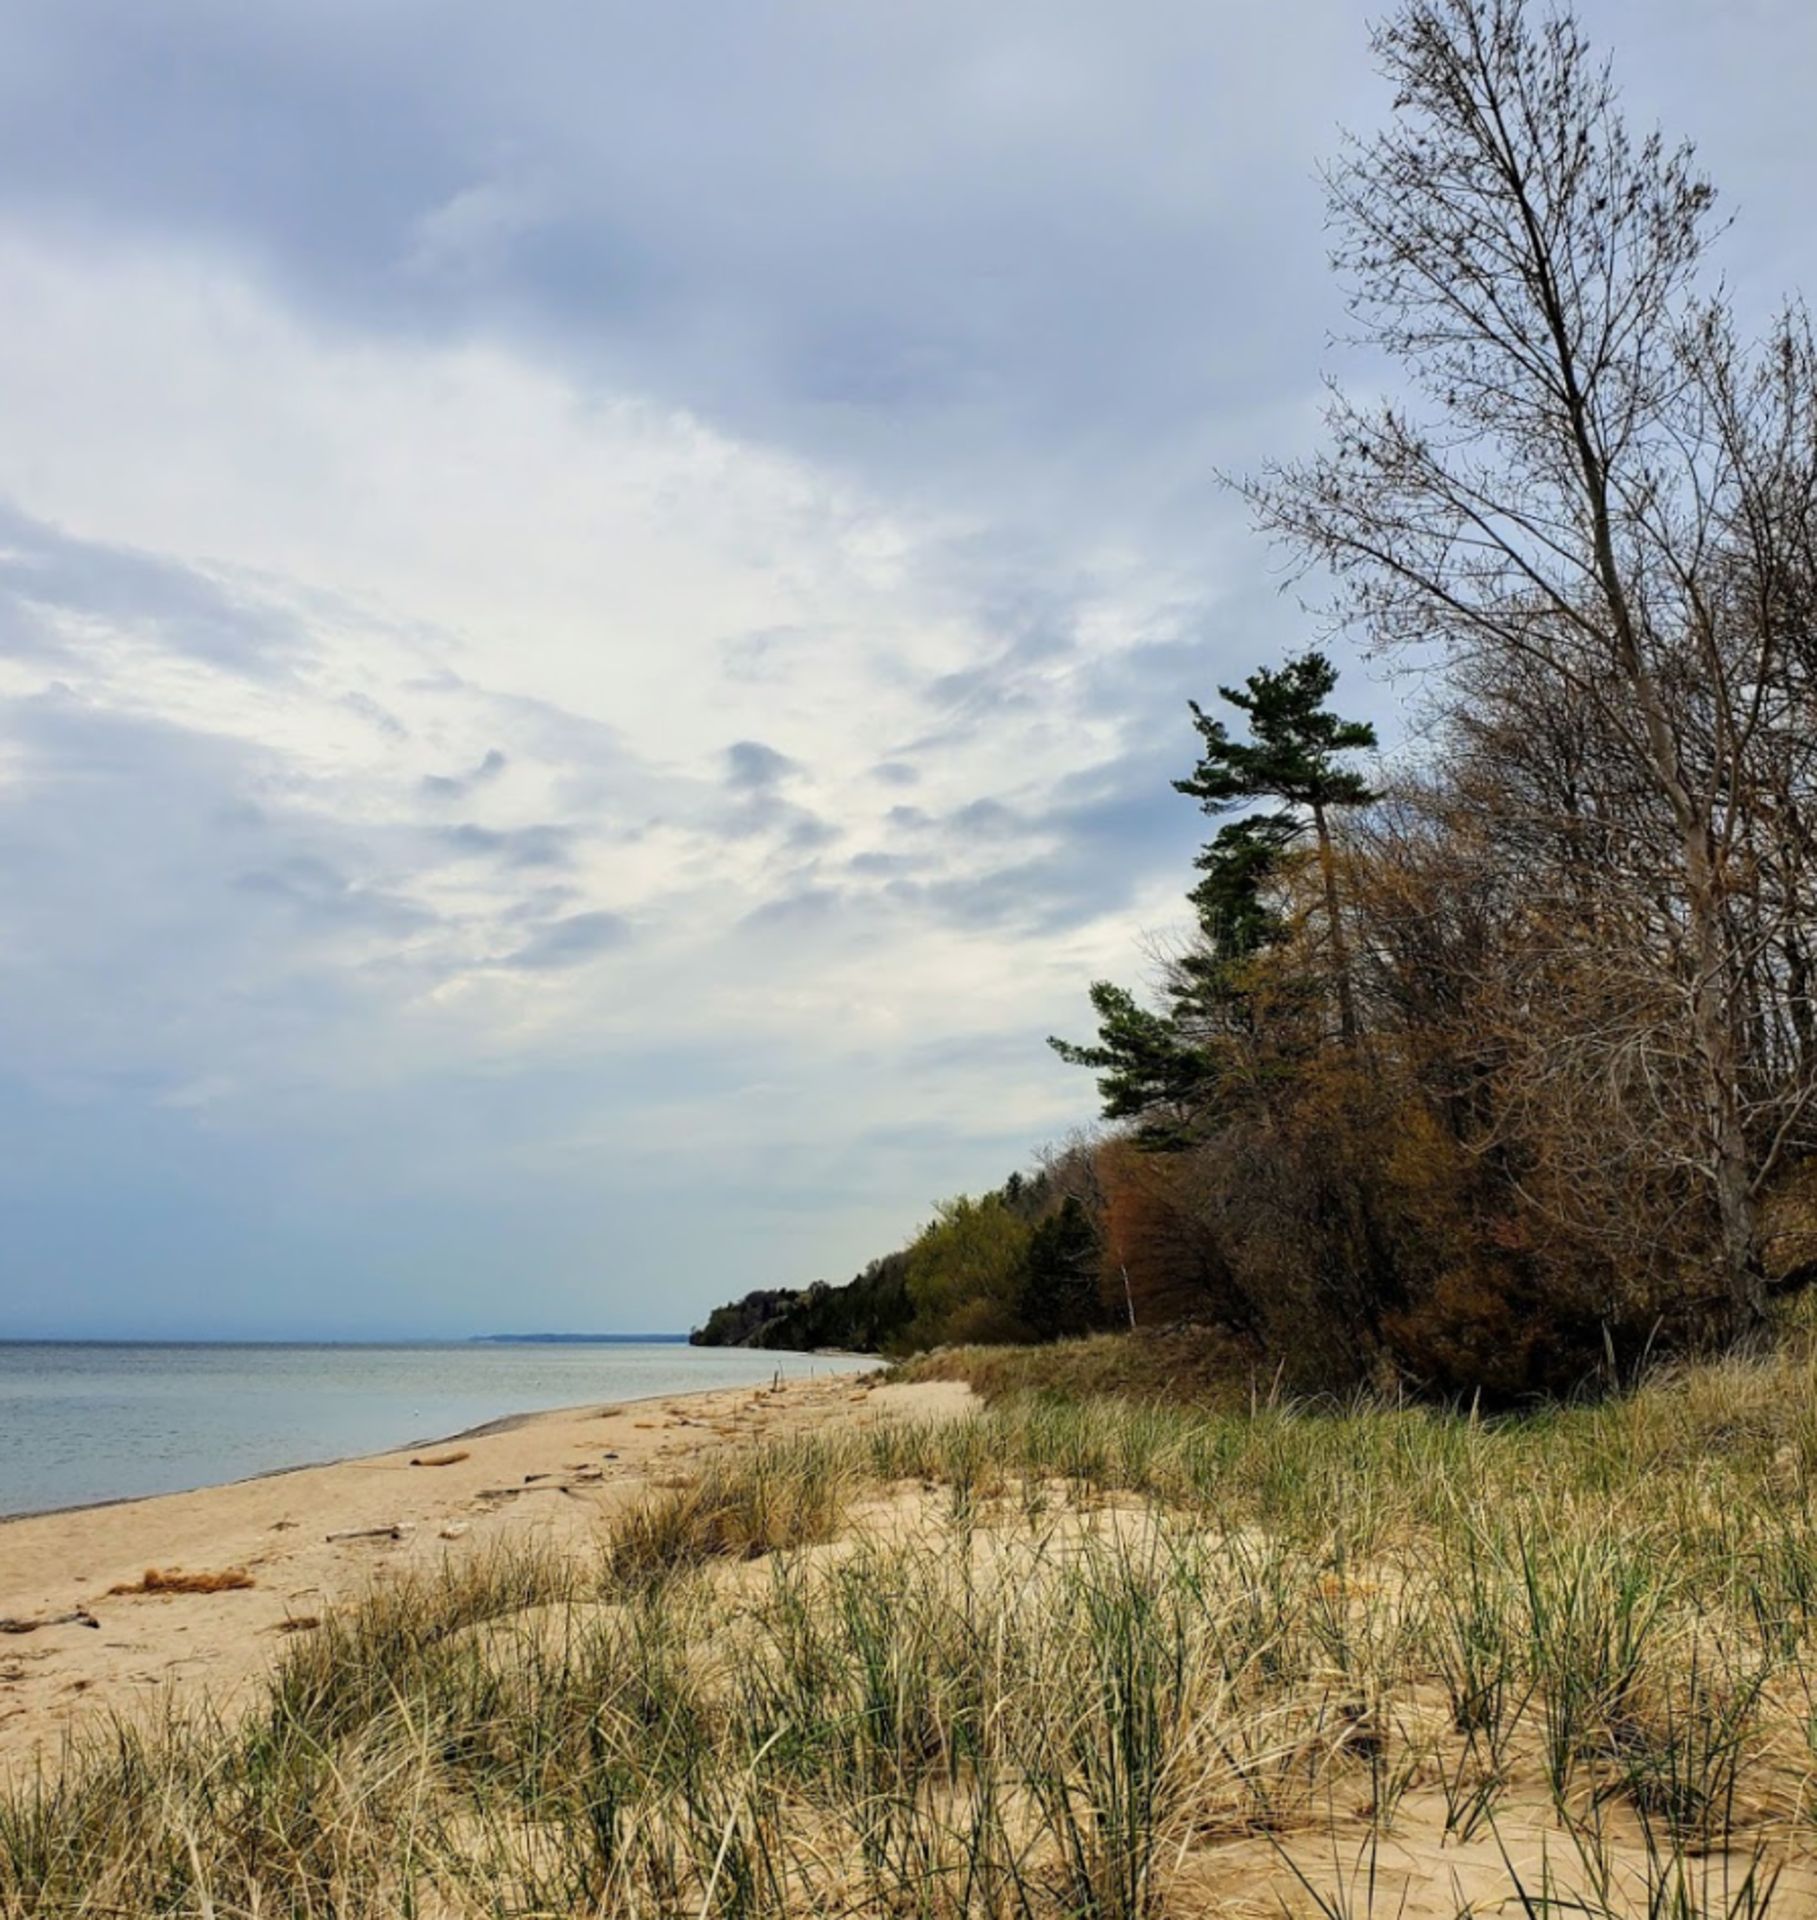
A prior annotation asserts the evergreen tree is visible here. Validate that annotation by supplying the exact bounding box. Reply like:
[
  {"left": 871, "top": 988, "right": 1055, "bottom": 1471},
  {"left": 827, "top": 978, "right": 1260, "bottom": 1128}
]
[
  {"left": 1050, "top": 982, "right": 1218, "bottom": 1149},
  {"left": 1176, "top": 651, "right": 1377, "bottom": 1041},
  {"left": 1172, "top": 814, "right": 1296, "bottom": 1023},
  {"left": 1053, "top": 651, "right": 1377, "bottom": 1140},
  {"left": 1018, "top": 1196, "right": 1103, "bottom": 1340}
]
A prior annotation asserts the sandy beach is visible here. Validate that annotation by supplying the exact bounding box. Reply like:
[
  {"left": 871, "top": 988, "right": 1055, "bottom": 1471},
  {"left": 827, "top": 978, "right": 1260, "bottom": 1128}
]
[{"left": 0, "top": 1367, "right": 971, "bottom": 1775}]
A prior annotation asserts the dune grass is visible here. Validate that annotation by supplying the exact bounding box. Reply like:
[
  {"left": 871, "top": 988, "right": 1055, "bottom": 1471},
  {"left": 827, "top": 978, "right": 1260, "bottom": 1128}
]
[
  {"left": 893, "top": 1326, "right": 1251, "bottom": 1406},
  {"left": 9, "top": 1355, "right": 1817, "bottom": 1914}
]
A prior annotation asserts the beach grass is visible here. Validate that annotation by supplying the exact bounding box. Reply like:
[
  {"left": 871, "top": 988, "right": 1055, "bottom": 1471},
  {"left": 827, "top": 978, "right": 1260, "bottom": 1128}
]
[{"left": 8, "top": 1352, "right": 1817, "bottom": 1914}]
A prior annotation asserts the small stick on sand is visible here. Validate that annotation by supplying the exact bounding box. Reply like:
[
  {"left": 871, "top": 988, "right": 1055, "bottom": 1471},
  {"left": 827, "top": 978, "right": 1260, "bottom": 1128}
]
[{"left": 325, "top": 1523, "right": 413, "bottom": 1543}]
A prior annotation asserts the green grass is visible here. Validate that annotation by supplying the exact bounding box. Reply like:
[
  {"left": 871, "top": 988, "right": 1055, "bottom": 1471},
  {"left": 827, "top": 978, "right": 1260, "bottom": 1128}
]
[{"left": 9, "top": 1349, "right": 1817, "bottom": 1914}]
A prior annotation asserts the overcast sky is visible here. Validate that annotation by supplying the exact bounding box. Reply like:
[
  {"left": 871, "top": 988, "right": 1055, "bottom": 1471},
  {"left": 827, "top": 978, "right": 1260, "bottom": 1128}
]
[{"left": 1, "top": 1, "right": 1811, "bottom": 1338}]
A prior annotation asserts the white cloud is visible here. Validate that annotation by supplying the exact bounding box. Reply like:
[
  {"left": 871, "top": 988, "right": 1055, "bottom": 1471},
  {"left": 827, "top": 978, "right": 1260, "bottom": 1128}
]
[{"left": 0, "top": 229, "right": 1203, "bottom": 1327}]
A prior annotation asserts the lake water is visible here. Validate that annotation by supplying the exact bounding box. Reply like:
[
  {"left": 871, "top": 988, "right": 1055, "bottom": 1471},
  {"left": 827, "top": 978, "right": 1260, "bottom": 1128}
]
[{"left": 0, "top": 1341, "right": 862, "bottom": 1517}]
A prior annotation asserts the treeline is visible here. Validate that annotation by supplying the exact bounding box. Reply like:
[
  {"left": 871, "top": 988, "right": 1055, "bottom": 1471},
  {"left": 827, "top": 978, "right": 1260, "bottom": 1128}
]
[
  {"left": 698, "top": 0, "right": 1817, "bottom": 1399},
  {"left": 693, "top": 1257, "right": 911, "bottom": 1354},
  {"left": 691, "top": 1173, "right": 1108, "bottom": 1355}
]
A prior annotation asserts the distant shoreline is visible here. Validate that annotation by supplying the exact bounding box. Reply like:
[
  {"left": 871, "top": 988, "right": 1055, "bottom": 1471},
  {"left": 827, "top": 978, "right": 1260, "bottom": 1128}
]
[{"left": 468, "top": 1333, "right": 689, "bottom": 1345}]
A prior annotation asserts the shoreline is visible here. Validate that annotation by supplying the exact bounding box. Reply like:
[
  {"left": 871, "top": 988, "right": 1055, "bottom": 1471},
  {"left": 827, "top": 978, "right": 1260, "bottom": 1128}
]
[
  {"left": 0, "top": 1366, "right": 963, "bottom": 1774},
  {"left": 0, "top": 1347, "right": 878, "bottom": 1527}
]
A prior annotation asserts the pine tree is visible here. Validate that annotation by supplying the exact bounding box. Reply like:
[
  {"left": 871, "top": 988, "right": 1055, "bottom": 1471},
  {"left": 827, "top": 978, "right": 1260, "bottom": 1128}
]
[
  {"left": 1049, "top": 982, "right": 1220, "bottom": 1148},
  {"left": 1175, "top": 651, "right": 1377, "bottom": 1041},
  {"left": 1173, "top": 814, "right": 1295, "bottom": 1022},
  {"left": 1052, "top": 651, "right": 1377, "bottom": 1139}
]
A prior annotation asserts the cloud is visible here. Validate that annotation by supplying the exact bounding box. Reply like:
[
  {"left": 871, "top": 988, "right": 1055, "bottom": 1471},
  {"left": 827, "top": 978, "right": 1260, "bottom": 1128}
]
[
  {"left": 725, "top": 739, "right": 797, "bottom": 790},
  {"left": 232, "top": 856, "right": 433, "bottom": 935},
  {"left": 404, "top": 177, "right": 550, "bottom": 283},
  {"left": 720, "top": 737, "right": 843, "bottom": 851},
  {"left": 786, "top": 814, "right": 840, "bottom": 851},
  {"left": 0, "top": 497, "right": 305, "bottom": 674},
  {"left": 949, "top": 796, "right": 1023, "bottom": 838},
  {"left": 422, "top": 746, "right": 507, "bottom": 800},
  {"left": 499, "top": 908, "right": 631, "bottom": 970},
  {"left": 432, "top": 821, "right": 574, "bottom": 868},
  {"left": 848, "top": 849, "right": 926, "bottom": 877},
  {"left": 739, "top": 886, "right": 843, "bottom": 932}
]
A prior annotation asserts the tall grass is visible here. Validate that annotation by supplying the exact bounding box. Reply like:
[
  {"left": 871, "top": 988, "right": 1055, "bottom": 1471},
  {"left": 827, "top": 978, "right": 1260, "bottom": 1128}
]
[{"left": 9, "top": 1349, "right": 1817, "bottom": 1914}]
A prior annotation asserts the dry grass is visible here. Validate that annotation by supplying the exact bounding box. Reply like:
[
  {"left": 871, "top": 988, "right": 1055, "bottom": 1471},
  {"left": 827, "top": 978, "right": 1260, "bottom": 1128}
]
[
  {"left": 604, "top": 1430, "right": 858, "bottom": 1586},
  {"left": 896, "top": 1324, "right": 1253, "bottom": 1405},
  {"left": 13, "top": 1351, "right": 1817, "bottom": 1914},
  {"left": 105, "top": 1567, "right": 255, "bottom": 1596}
]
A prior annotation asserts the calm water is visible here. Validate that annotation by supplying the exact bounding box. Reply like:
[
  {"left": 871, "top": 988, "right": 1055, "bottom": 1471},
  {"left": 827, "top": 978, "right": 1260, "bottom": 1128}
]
[{"left": 0, "top": 1341, "right": 861, "bottom": 1517}]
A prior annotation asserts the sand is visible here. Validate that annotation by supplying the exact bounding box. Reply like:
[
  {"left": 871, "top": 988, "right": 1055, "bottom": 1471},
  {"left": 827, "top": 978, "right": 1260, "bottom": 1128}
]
[
  {"left": 0, "top": 1368, "right": 973, "bottom": 1774},
  {"left": 11, "top": 1379, "right": 1816, "bottom": 1914}
]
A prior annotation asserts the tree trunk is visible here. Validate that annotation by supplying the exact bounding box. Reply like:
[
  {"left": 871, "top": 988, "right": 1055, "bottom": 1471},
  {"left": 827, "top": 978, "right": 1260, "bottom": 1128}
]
[
  {"left": 1591, "top": 547, "right": 1765, "bottom": 1332},
  {"left": 1683, "top": 815, "right": 1770, "bottom": 1330}
]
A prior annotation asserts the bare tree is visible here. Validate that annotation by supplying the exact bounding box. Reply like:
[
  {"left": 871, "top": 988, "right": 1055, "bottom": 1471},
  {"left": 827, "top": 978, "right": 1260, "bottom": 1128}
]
[{"left": 1248, "top": 0, "right": 1817, "bottom": 1331}]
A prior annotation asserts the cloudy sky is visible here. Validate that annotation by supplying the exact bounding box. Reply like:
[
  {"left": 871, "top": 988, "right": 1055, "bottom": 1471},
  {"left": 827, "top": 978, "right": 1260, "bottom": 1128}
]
[{"left": 1, "top": 1, "right": 1810, "bottom": 1338}]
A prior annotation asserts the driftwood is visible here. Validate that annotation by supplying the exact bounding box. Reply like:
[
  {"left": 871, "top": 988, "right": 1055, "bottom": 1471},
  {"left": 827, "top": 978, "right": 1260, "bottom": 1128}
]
[
  {"left": 0, "top": 1608, "right": 99, "bottom": 1635},
  {"left": 325, "top": 1523, "right": 413, "bottom": 1543}
]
